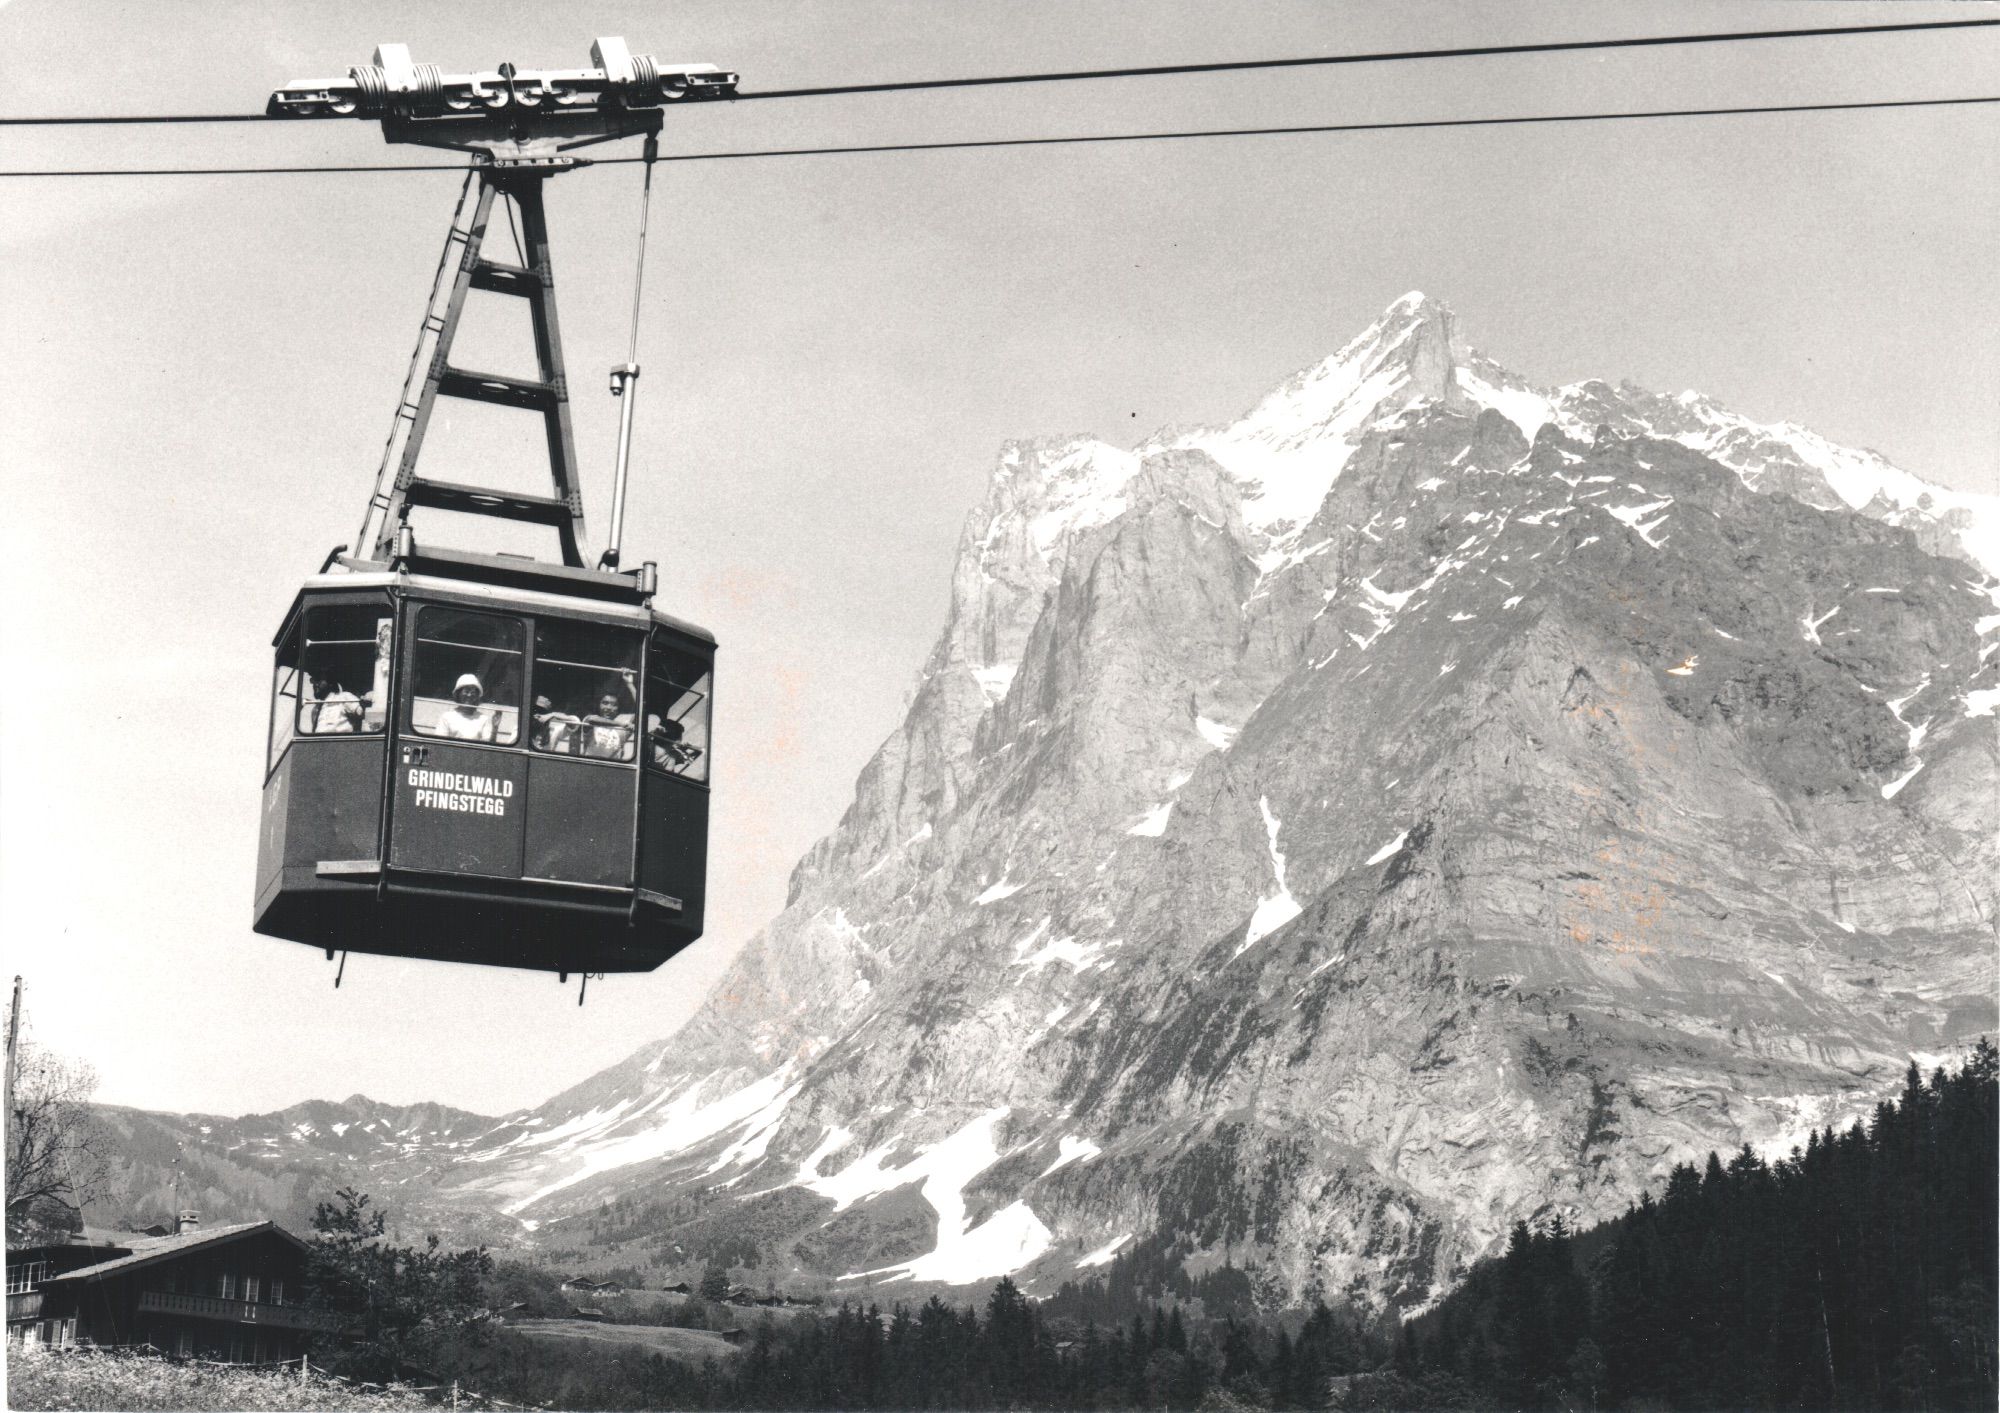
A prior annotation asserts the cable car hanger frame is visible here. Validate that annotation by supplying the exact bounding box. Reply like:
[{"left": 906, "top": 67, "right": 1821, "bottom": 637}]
[{"left": 269, "top": 38, "right": 739, "bottom": 588}]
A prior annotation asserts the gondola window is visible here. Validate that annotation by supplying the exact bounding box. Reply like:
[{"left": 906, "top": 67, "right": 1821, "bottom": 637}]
[
  {"left": 645, "top": 641, "right": 713, "bottom": 784},
  {"left": 409, "top": 607, "right": 523, "bottom": 744},
  {"left": 530, "top": 619, "right": 642, "bottom": 760},
  {"left": 297, "top": 603, "right": 391, "bottom": 734}
]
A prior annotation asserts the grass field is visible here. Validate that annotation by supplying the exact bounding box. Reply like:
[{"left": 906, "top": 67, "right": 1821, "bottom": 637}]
[
  {"left": 4, "top": 1345, "right": 434, "bottom": 1411},
  {"left": 510, "top": 1319, "right": 744, "bottom": 1363}
]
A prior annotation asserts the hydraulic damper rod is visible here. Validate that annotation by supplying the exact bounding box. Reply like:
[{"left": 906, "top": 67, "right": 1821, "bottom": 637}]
[{"left": 602, "top": 132, "right": 659, "bottom": 571}]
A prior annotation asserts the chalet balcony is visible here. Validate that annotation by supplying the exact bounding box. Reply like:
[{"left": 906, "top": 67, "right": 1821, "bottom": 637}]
[
  {"left": 136, "top": 1291, "right": 337, "bottom": 1332},
  {"left": 7, "top": 1291, "right": 44, "bottom": 1323}
]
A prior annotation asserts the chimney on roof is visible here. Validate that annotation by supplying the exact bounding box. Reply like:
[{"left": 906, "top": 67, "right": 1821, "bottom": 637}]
[{"left": 176, "top": 1210, "right": 200, "bottom": 1235}]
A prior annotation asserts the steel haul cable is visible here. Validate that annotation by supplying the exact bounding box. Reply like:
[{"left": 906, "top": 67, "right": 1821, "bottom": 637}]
[{"left": 0, "top": 16, "right": 1994, "bottom": 125}]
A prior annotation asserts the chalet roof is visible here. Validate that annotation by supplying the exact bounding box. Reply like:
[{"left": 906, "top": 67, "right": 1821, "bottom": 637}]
[{"left": 44, "top": 1221, "right": 307, "bottom": 1285}]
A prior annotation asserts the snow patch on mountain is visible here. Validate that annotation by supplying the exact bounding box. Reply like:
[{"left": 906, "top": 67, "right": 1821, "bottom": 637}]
[
  {"left": 1605, "top": 497, "right": 1674, "bottom": 549},
  {"left": 1366, "top": 830, "right": 1411, "bottom": 866},
  {"left": 1196, "top": 716, "right": 1239, "bottom": 750},
  {"left": 972, "top": 662, "right": 1019, "bottom": 704},
  {"left": 795, "top": 1126, "right": 857, "bottom": 1188},
  {"left": 976, "top": 877, "right": 1025, "bottom": 905},
  {"left": 1078, "top": 1234, "right": 1134, "bottom": 1268},
  {"left": 1237, "top": 796, "right": 1303, "bottom": 956},
  {"left": 1013, "top": 925, "right": 1113, "bottom": 976},
  {"left": 1456, "top": 360, "right": 1551, "bottom": 441},
  {"left": 829, "top": 1108, "right": 1053, "bottom": 1285},
  {"left": 502, "top": 1068, "right": 800, "bottom": 1214},
  {"left": 1041, "top": 1134, "right": 1103, "bottom": 1177},
  {"left": 1127, "top": 801, "right": 1173, "bottom": 837}
]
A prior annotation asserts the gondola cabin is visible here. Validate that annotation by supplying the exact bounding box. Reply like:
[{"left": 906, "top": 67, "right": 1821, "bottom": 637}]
[
  {"left": 256, "top": 38, "right": 742, "bottom": 981},
  {"left": 254, "top": 550, "right": 713, "bottom": 974}
]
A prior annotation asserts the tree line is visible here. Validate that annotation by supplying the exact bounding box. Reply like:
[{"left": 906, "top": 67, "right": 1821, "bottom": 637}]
[
  {"left": 430, "top": 1280, "right": 1385, "bottom": 1411},
  {"left": 1397, "top": 1040, "right": 1997, "bottom": 1410}
]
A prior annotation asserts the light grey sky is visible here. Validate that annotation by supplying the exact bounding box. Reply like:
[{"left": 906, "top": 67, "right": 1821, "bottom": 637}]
[{"left": 3, "top": 1, "right": 1995, "bottom": 1117}]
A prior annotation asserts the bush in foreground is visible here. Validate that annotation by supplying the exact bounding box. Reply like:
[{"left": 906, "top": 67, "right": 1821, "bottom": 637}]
[{"left": 5, "top": 1345, "right": 436, "bottom": 1412}]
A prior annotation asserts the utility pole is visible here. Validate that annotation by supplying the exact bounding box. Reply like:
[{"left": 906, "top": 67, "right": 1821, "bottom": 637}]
[{"left": 5, "top": 975, "right": 21, "bottom": 1137}]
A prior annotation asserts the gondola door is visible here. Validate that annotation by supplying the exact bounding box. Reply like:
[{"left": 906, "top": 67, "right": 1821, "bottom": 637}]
[
  {"left": 388, "top": 602, "right": 528, "bottom": 880},
  {"left": 521, "top": 617, "right": 642, "bottom": 889}
]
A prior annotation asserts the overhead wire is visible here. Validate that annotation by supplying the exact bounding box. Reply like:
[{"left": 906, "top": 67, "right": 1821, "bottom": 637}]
[
  {"left": 734, "top": 17, "right": 2000, "bottom": 102},
  {"left": 2, "top": 93, "right": 1995, "bottom": 178},
  {"left": 0, "top": 17, "right": 1994, "bottom": 125}
]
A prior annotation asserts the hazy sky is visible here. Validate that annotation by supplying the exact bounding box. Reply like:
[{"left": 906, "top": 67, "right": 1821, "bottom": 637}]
[{"left": 3, "top": 1, "right": 1995, "bottom": 1118}]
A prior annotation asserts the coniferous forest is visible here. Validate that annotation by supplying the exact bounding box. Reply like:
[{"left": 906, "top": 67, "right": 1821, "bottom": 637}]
[
  {"left": 428, "top": 1045, "right": 1995, "bottom": 1411},
  {"left": 1399, "top": 1042, "right": 1997, "bottom": 1411}
]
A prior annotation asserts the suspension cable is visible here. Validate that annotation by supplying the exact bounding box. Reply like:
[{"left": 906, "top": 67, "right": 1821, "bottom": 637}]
[
  {"left": 627, "top": 135, "right": 659, "bottom": 365},
  {"left": 503, "top": 190, "right": 526, "bottom": 267},
  {"left": 601, "top": 133, "right": 660, "bottom": 570}
]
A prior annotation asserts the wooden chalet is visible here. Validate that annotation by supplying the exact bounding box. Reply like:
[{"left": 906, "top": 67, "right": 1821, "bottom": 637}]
[{"left": 5, "top": 1213, "right": 334, "bottom": 1363}]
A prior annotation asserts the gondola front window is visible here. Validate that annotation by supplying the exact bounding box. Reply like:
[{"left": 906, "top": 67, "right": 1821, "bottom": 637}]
[
  {"left": 644, "top": 639, "right": 713, "bottom": 785},
  {"left": 409, "top": 607, "right": 522, "bottom": 745},
  {"left": 297, "top": 604, "right": 391, "bottom": 735},
  {"left": 529, "top": 620, "right": 642, "bottom": 761}
]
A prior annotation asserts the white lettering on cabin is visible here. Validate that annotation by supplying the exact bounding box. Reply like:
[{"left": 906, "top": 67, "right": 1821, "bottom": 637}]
[{"left": 406, "top": 768, "right": 510, "bottom": 816}]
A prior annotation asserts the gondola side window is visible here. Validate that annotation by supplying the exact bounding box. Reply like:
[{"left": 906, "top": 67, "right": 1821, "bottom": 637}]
[
  {"left": 409, "top": 607, "right": 522, "bottom": 745},
  {"left": 297, "top": 604, "right": 391, "bottom": 735},
  {"left": 268, "top": 620, "right": 301, "bottom": 774},
  {"left": 644, "top": 641, "right": 712, "bottom": 785},
  {"left": 529, "top": 620, "right": 642, "bottom": 761}
]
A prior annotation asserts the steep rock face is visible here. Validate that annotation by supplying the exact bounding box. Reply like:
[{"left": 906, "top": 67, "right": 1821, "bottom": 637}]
[{"left": 305, "top": 295, "right": 1995, "bottom": 1308}]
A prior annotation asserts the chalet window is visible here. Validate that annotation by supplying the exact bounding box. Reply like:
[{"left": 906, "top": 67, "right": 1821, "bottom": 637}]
[
  {"left": 176, "top": 1330, "right": 193, "bottom": 1358},
  {"left": 5, "top": 1260, "right": 48, "bottom": 1293},
  {"left": 244, "top": 1275, "right": 260, "bottom": 1304},
  {"left": 221, "top": 1272, "right": 238, "bottom": 1300},
  {"left": 270, "top": 1278, "right": 284, "bottom": 1306}
]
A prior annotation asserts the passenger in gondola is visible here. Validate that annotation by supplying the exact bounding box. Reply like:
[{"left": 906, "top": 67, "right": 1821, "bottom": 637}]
[
  {"left": 306, "top": 673, "right": 367, "bottom": 734},
  {"left": 648, "top": 714, "right": 701, "bottom": 771},
  {"left": 581, "top": 686, "right": 636, "bottom": 760},
  {"left": 532, "top": 694, "right": 580, "bottom": 754},
  {"left": 437, "top": 673, "right": 497, "bottom": 741}
]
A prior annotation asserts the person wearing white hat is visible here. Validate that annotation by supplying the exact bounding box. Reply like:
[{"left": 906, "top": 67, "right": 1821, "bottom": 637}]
[{"left": 437, "top": 672, "right": 497, "bottom": 742}]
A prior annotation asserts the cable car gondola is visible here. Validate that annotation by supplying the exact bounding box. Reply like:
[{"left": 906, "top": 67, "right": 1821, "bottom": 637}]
[{"left": 253, "top": 40, "right": 736, "bottom": 981}]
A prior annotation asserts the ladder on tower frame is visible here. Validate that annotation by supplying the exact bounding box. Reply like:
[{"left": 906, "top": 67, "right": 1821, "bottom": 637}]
[{"left": 358, "top": 167, "right": 593, "bottom": 567}]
